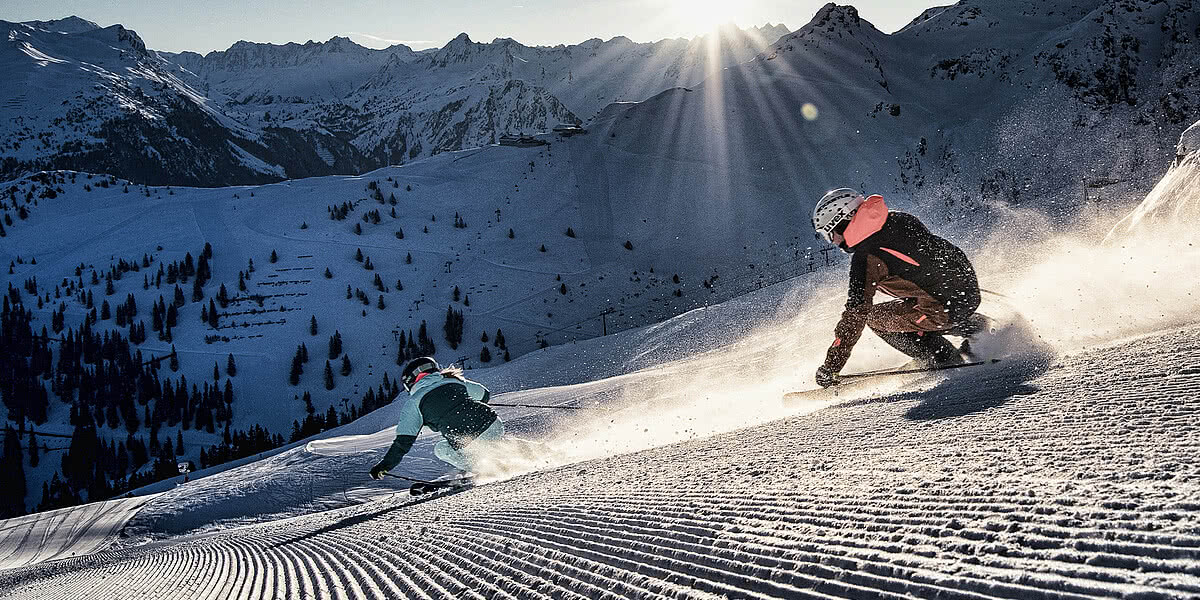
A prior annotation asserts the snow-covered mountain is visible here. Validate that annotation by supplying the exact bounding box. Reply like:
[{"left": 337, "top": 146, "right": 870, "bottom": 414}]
[
  {"left": 579, "top": 0, "right": 1200, "bottom": 255},
  {"left": 0, "top": 19, "right": 375, "bottom": 186},
  {"left": 2, "top": 19, "right": 790, "bottom": 186},
  {"left": 171, "top": 24, "right": 792, "bottom": 166}
]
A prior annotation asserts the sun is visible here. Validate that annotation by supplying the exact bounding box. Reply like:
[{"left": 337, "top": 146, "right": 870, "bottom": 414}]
[{"left": 668, "top": 0, "right": 746, "bottom": 35}]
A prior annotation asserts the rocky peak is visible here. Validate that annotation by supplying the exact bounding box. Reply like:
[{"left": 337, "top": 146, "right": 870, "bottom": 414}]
[
  {"left": 23, "top": 16, "right": 100, "bottom": 34},
  {"left": 808, "top": 3, "right": 864, "bottom": 32},
  {"left": 81, "top": 24, "right": 149, "bottom": 57}
]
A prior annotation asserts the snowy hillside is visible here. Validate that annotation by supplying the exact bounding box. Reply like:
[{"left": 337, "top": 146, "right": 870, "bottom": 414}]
[{"left": 0, "top": 124, "right": 841, "bottom": 517}]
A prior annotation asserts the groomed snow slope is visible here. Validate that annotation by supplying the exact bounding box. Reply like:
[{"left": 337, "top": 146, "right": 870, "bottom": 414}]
[
  {"left": 1, "top": 324, "right": 1199, "bottom": 598},
  {"left": 0, "top": 494, "right": 158, "bottom": 571}
]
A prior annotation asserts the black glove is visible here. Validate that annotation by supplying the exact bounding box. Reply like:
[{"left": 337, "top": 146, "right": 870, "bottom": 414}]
[
  {"left": 369, "top": 463, "right": 388, "bottom": 480},
  {"left": 815, "top": 365, "right": 839, "bottom": 388}
]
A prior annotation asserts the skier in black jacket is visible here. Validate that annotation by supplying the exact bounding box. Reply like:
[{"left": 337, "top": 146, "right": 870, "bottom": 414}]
[{"left": 811, "top": 189, "right": 985, "bottom": 388}]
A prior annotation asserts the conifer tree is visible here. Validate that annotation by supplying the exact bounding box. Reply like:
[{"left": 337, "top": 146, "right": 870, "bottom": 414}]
[
  {"left": 208, "top": 298, "right": 219, "bottom": 328},
  {"left": 341, "top": 354, "right": 352, "bottom": 376},
  {"left": 226, "top": 353, "right": 237, "bottom": 376},
  {"left": 28, "top": 430, "right": 39, "bottom": 468},
  {"left": 324, "top": 361, "right": 335, "bottom": 390},
  {"left": 328, "top": 331, "right": 342, "bottom": 359},
  {"left": 310, "top": 315, "right": 318, "bottom": 336},
  {"left": 270, "top": 250, "right": 278, "bottom": 263},
  {"left": 289, "top": 353, "right": 302, "bottom": 386}
]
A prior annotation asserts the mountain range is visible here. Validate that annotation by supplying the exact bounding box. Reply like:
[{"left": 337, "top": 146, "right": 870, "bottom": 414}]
[{"left": 1, "top": 17, "right": 788, "bottom": 185}]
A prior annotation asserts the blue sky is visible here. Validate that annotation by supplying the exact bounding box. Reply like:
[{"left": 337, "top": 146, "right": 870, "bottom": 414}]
[{"left": 6, "top": 1, "right": 941, "bottom": 53}]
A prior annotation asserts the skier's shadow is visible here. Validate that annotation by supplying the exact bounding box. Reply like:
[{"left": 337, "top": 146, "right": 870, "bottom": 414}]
[
  {"left": 269, "top": 486, "right": 470, "bottom": 549},
  {"left": 898, "top": 356, "right": 1049, "bottom": 420}
]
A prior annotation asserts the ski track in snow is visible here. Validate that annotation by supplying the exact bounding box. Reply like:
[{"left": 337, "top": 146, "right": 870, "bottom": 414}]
[{"left": 3, "top": 326, "right": 1199, "bottom": 599}]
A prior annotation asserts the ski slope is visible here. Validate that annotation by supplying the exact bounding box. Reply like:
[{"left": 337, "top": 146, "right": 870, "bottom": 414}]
[
  {"left": 0, "top": 494, "right": 156, "bottom": 571},
  {"left": 1, "top": 322, "right": 1199, "bottom": 598}
]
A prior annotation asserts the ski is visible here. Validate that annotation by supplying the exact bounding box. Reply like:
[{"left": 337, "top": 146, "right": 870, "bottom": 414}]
[
  {"left": 409, "top": 477, "right": 475, "bottom": 496},
  {"left": 783, "top": 359, "right": 1000, "bottom": 402},
  {"left": 840, "top": 358, "right": 1000, "bottom": 380}
]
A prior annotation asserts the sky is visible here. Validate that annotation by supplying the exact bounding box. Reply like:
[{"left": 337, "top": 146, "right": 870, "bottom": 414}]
[{"left": 4, "top": 0, "right": 942, "bottom": 53}]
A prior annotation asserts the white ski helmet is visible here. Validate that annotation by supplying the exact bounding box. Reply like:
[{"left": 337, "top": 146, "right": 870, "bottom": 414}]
[{"left": 812, "top": 188, "right": 865, "bottom": 243}]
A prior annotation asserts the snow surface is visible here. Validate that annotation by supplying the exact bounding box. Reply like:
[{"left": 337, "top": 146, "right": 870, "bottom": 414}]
[
  {"left": 2, "top": 318, "right": 1200, "bottom": 597},
  {"left": 0, "top": 494, "right": 157, "bottom": 571}
]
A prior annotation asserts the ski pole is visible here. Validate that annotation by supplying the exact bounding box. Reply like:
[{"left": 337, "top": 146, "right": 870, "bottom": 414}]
[
  {"left": 489, "top": 402, "right": 607, "bottom": 410},
  {"left": 379, "top": 472, "right": 434, "bottom": 484}
]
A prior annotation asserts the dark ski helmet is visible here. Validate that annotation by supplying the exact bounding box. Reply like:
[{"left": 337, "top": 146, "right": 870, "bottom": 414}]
[{"left": 402, "top": 357, "right": 440, "bottom": 391}]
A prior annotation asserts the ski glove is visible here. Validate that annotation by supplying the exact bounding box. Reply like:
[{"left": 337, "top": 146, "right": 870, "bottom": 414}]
[
  {"left": 369, "top": 463, "right": 388, "bottom": 480},
  {"left": 815, "top": 365, "right": 839, "bottom": 388}
]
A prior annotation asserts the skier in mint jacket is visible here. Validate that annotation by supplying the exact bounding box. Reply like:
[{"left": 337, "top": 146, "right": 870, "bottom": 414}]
[{"left": 369, "top": 357, "right": 504, "bottom": 479}]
